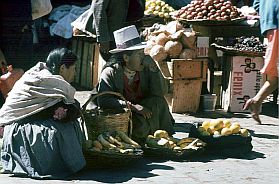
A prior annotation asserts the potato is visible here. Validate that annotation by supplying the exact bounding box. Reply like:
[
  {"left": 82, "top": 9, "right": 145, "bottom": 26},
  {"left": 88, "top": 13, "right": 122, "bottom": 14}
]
[
  {"left": 230, "top": 124, "right": 241, "bottom": 134},
  {"left": 154, "top": 130, "right": 169, "bottom": 139},
  {"left": 210, "top": 119, "right": 223, "bottom": 130},
  {"left": 240, "top": 129, "right": 249, "bottom": 137},
  {"left": 149, "top": 45, "right": 168, "bottom": 62},
  {"left": 155, "top": 33, "right": 169, "bottom": 46},
  {"left": 202, "top": 121, "right": 211, "bottom": 130},
  {"left": 164, "top": 41, "right": 183, "bottom": 58},
  {"left": 223, "top": 119, "right": 231, "bottom": 128},
  {"left": 221, "top": 128, "right": 232, "bottom": 136}
]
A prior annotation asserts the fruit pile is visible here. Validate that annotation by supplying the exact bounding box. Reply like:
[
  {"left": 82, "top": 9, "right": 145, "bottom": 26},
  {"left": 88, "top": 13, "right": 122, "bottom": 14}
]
[
  {"left": 146, "top": 130, "right": 206, "bottom": 152},
  {"left": 175, "top": 0, "right": 243, "bottom": 21},
  {"left": 144, "top": 0, "right": 175, "bottom": 19},
  {"left": 143, "top": 21, "right": 197, "bottom": 62},
  {"left": 197, "top": 119, "right": 249, "bottom": 137},
  {"left": 85, "top": 131, "right": 142, "bottom": 155},
  {"left": 228, "top": 36, "right": 266, "bottom": 53}
]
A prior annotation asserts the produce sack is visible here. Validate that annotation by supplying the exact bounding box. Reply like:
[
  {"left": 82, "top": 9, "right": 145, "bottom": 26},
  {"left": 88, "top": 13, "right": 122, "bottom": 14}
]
[{"left": 31, "top": 0, "right": 53, "bottom": 20}]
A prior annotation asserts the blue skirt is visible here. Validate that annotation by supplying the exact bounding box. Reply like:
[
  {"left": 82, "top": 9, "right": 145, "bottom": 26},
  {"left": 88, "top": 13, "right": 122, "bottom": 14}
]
[{"left": 1, "top": 118, "right": 86, "bottom": 178}]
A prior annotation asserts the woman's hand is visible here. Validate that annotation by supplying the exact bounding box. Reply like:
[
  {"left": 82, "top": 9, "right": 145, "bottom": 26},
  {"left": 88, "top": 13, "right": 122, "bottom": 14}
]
[
  {"left": 129, "top": 103, "right": 152, "bottom": 119},
  {"left": 53, "top": 107, "right": 68, "bottom": 120}
]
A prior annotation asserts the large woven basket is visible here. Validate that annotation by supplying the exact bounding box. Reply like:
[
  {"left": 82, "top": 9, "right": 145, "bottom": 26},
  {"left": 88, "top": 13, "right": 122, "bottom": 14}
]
[
  {"left": 83, "top": 149, "right": 143, "bottom": 169},
  {"left": 81, "top": 91, "right": 132, "bottom": 139}
]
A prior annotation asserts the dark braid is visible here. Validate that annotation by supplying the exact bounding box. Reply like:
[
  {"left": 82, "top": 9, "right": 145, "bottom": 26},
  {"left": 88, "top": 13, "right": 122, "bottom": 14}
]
[{"left": 45, "top": 48, "right": 77, "bottom": 74}]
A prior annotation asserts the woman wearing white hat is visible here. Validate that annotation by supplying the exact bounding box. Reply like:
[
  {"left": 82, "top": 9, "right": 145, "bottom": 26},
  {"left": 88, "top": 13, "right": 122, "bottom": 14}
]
[{"left": 97, "top": 25, "right": 175, "bottom": 145}]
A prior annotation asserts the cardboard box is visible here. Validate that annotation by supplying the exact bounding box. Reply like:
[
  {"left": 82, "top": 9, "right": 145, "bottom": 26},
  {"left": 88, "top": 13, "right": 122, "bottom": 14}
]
[
  {"left": 196, "top": 37, "right": 209, "bottom": 57},
  {"left": 221, "top": 56, "right": 265, "bottom": 112}
]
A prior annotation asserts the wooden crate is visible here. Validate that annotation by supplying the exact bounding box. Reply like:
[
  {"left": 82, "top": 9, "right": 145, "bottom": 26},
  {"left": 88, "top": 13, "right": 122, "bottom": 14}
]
[
  {"left": 169, "top": 79, "right": 203, "bottom": 113},
  {"left": 167, "top": 58, "right": 208, "bottom": 80},
  {"left": 163, "top": 58, "right": 207, "bottom": 113},
  {"left": 71, "top": 36, "right": 99, "bottom": 89}
]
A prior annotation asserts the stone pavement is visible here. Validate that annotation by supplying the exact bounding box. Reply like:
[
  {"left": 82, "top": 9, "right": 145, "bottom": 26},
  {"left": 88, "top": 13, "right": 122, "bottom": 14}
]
[{"left": 0, "top": 91, "right": 278, "bottom": 184}]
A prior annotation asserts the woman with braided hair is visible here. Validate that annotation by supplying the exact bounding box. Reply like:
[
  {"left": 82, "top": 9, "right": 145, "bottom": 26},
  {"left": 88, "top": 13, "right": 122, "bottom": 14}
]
[{"left": 0, "top": 48, "right": 85, "bottom": 178}]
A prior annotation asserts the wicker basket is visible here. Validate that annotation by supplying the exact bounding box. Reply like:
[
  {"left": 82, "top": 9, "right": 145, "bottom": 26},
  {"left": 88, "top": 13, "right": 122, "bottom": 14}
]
[
  {"left": 83, "top": 149, "right": 143, "bottom": 169},
  {"left": 142, "top": 146, "right": 204, "bottom": 161},
  {"left": 81, "top": 91, "right": 132, "bottom": 139}
]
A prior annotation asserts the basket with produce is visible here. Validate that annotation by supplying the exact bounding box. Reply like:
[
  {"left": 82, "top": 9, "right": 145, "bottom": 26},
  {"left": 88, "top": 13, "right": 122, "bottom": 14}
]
[
  {"left": 143, "top": 130, "right": 206, "bottom": 160},
  {"left": 81, "top": 91, "right": 132, "bottom": 138},
  {"left": 143, "top": 0, "right": 176, "bottom": 26},
  {"left": 189, "top": 119, "right": 253, "bottom": 155},
  {"left": 211, "top": 36, "right": 266, "bottom": 57},
  {"left": 83, "top": 131, "right": 143, "bottom": 168}
]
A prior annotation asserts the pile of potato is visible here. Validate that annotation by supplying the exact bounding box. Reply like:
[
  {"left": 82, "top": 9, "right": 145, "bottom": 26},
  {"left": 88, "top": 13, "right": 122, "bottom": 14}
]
[
  {"left": 85, "top": 131, "right": 142, "bottom": 155},
  {"left": 145, "top": 0, "right": 175, "bottom": 19},
  {"left": 175, "top": 0, "right": 243, "bottom": 21},
  {"left": 144, "top": 21, "right": 197, "bottom": 62},
  {"left": 146, "top": 130, "right": 206, "bottom": 152},
  {"left": 198, "top": 119, "right": 249, "bottom": 137}
]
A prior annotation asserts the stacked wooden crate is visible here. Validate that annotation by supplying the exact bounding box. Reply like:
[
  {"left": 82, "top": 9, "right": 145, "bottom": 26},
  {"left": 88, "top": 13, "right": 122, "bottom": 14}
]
[{"left": 165, "top": 58, "right": 208, "bottom": 113}]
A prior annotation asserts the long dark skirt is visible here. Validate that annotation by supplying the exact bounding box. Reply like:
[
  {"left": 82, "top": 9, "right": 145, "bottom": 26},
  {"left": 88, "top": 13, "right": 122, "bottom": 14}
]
[{"left": 1, "top": 118, "right": 86, "bottom": 178}]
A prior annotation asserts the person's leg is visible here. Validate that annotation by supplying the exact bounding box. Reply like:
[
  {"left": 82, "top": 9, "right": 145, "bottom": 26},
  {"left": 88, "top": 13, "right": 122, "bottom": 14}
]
[
  {"left": 243, "top": 29, "right": 279, "bottom": 123},
  {"left": 253, "top": 76, "right": 278, "bottom": 103},
  {"left": 244, "top": 76, "right": 278, "bottom": 123}
]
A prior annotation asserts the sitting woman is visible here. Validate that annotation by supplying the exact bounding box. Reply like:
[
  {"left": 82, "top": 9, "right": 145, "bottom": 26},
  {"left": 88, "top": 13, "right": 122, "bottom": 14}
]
[
  {"left": 0, "top": 48, "right": 86, "bottom": 178},
  {"left": 97, "top": 25, "right": 175, "bottom": 145}
]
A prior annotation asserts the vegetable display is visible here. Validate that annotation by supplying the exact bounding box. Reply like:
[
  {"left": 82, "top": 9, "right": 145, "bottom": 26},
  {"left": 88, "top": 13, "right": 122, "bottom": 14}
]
[
  {"left": 175, "top": 0, "right": 243, "bottom": 21},
  {"left": 145, "top": 130, "right": 206, "bottom": 152},
  {"left": 85, "top": 131, "right": 142, "bottom": 155},
  {"left": 197, "top": 119, "right": 249, "bottom": 137},
  {"left": 224, "top": 36, "right": 265, "bottom": 53},
  {"left": 143, "top": 21, "right": 197, "bottom": 62},
  {"left": 145, "top": 0, "right": 175, "bottom": 19}
]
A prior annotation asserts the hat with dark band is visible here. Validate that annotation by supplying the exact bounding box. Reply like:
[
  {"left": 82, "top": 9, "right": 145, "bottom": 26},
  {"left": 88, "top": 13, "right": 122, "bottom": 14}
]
[{"left": 109, "top": 25, "right": 146, "bottom": 54}]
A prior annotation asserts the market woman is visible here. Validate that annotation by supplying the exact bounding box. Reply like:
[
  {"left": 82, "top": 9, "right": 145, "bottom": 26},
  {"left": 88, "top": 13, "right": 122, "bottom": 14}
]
[
  {"left": 0, "top": 48, "right": 86, "bottom": 178},
  {"left": 97, "top": 25, "right": 175, "bottom": 145}
]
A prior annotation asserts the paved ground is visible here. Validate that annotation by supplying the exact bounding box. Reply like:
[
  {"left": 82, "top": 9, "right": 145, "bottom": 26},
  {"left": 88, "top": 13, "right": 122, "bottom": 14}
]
[{"left": 0, "top": 91, "right": 278, "bottom": 184}]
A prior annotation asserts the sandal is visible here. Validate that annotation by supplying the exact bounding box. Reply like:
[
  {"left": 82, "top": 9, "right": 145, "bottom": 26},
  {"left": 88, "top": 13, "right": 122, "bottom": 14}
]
[{"left": 243, "top": 99, "right": 262, "bottom": 124}]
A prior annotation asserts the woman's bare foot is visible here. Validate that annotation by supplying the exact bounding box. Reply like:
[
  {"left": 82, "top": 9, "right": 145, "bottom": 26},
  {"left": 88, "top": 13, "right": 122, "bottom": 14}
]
[{"left": 243, "top": 99, "right": 262, "bottom": 124}]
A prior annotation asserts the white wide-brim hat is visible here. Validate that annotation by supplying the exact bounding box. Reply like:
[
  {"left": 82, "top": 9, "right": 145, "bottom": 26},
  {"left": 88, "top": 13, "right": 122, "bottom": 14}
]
[{"left": 109, "top": 25, "right": 146, "bottom": 54}]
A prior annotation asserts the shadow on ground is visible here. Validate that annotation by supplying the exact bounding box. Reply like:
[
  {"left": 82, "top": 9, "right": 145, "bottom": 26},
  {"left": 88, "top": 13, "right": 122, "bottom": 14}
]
[
  {"left": 69, "top": 158, "right": 173, "bottom": 182},
  {"left": 249, "top": 130, "right": 279, "bottom": 139},
  {"left": 173, "top": 101, "right": 278, "bottom": 120},
  {"left": 261, "top": 102, "right": 279, "bottom": 118},
  {"left": 69, "top": 148, "right": 265, "bottom": 182}
]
